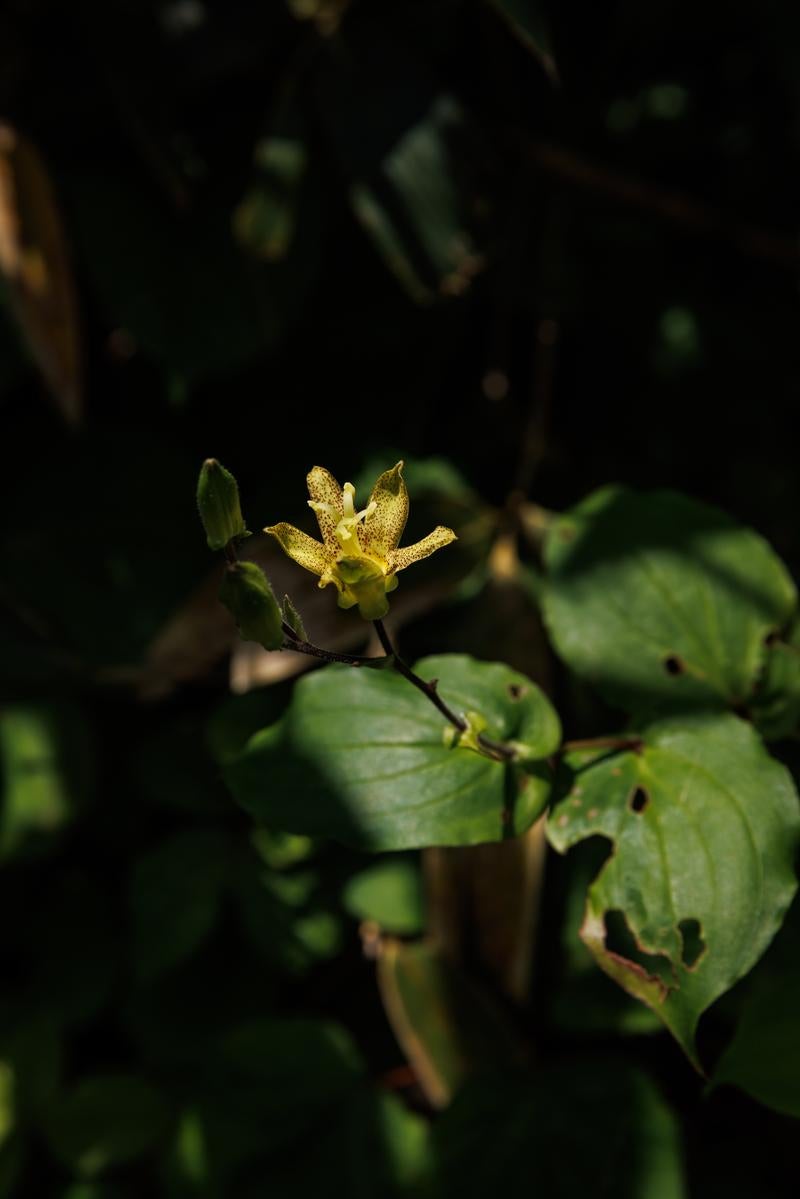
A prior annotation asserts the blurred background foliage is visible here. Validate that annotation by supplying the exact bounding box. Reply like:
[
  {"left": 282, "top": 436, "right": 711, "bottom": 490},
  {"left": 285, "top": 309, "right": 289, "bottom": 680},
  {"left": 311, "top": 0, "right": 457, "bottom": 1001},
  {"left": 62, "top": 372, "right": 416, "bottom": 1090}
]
[{"left": 0, "top": 0, "right": 798, "bottom": 1194}]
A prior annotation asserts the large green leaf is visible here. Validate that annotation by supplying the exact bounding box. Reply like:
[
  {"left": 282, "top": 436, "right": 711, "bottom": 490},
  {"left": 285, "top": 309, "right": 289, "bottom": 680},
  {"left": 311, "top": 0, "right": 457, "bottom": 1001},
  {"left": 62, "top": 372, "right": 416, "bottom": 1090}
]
[
  {"left": 431, "top": 1060, "right": 685, "bottom": 1198},
  {"left": 225, "top": 655, "right": 560, "bottom": 850},
  {"left": 543, "top": 487, "right": 796, "bottom": 716},
  {"left": 547, "top": 839, "right": 661, "bottom": 1037},
  {"left": 546, "top": 713, "right": 799, "bottom": 1067},
  {"left": 712, "top": 895, "right": 800, "bottom": 1116}
]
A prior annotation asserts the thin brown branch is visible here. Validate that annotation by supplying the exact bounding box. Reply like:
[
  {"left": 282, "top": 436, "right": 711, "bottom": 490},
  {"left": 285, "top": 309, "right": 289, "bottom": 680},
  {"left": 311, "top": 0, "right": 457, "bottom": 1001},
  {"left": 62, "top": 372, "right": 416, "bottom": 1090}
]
[
  {"left": 282, "top": 620, "right": 389, "bottom": 667},
  {"left": 524, "top": 140, "right": 800, "bottom": 269},
  {"left": 373, "top": 619, "right": 517, "bottom": 762}
]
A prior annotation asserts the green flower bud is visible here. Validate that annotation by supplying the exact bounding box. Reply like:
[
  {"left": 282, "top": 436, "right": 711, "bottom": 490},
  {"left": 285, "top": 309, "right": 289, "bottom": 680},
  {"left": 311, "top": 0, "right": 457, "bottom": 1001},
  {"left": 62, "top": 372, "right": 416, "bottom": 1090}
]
[
  {"left": 219, "top": 561, "right": 283, "bottom": 651},
  {"left": 197, "top": 458, "right": 249, "bottom": 551}
]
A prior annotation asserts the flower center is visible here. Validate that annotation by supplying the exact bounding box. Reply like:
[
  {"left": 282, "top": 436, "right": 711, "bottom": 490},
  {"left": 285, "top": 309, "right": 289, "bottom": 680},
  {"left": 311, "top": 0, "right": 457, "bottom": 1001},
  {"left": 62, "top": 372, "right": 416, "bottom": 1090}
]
[{"left": 309, "top": 482, "right": 377, "bottom": 554}]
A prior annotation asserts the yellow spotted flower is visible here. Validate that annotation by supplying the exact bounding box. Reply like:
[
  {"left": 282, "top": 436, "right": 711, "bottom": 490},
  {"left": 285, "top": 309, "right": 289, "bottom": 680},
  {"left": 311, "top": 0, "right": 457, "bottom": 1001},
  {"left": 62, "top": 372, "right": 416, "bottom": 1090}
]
[{"left": 265, "top": 462, "right": 457, "bottom": 620}]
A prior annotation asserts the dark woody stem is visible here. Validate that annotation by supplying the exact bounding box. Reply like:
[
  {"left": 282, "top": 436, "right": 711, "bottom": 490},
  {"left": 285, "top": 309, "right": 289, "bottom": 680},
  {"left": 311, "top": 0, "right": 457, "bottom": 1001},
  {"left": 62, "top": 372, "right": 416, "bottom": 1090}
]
[
  {"left": 281, "top": 621, "right": 388, "bottom": 668},
  {"left": 372, "top": 619, "right": 516, "bottom": 763},
  {"left": 221, "top": 539, "right": 385, "bottom": 669},
  {"left": 373, "top": 619, "right": 466, "bottom": 731},
  {"left": 221, "top": 541, "right": 379, "bottom": 666}
]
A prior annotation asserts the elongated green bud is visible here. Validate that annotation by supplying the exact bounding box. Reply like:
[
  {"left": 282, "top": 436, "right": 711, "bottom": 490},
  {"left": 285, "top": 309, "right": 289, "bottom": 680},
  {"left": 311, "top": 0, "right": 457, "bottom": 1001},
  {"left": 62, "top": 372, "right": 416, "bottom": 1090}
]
[
  {"left": 219, "top": 561, "right": 283, "bottom": 650},
  {"left": 197, "top": 458, "right": 249, "bottom": 551}
]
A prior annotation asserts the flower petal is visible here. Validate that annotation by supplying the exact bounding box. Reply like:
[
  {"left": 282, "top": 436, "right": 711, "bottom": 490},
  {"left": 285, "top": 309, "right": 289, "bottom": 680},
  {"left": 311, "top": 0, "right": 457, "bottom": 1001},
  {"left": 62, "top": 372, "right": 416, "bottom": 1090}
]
[
  {"left": 388, "top": 525, "right": 457, "bottom": 573},
  {"left": 306, "top": 466, "right": 344, "bottom": 550},
  {"left": 264, "top": 523, "right": 329, "bottom": 577},
  {"left": 360, "top": 461, "right": 409, "bottom": 558}
]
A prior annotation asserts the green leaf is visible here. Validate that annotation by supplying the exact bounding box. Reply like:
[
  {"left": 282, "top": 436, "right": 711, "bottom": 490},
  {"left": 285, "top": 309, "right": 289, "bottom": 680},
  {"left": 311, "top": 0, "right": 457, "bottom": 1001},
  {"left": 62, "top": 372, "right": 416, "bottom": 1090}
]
[
  {"left": 546, "top": 713, "right": 800, "bottom": 1067},
  {"left": 161, "top": 1108, "right": 209, "bottom": 1194},
  {"left": 231, "top": 834, "right": 345, "bottom": 973},
  {"left": 1, "top": 1014, "right": 61, "bottom": 1120},
  {"left": 129, "top": 829, "right": 233, "bottom": 983},
  {"left": 248, "top": 827, "right": 315, "bottom": 870},
  {"left": 206, "top": 685, "right": 293, "bottom": 767},
  {"left": 232, "top": 846, "right": 339, "bottom": 976},
  {"left": 44, "top": 1075, "right": 171, "bottom": 1176},
  {"left": 350, "top": 95, "right": 481, "bottom": 304},
  {"left": 343, "top": 858, "right": 425, "bottom": 935},
  {"left": 234, "top": 137, "right": 308, "bottom": 262},
  {"left": 543, "top": 487, "right": 796, "bottom": 716},
  {"left": 219, "top": 561, "right": 283, "bottom": 650},
  {"left": 0, "top": 703, "right": 92, "bottom": 860},
  {"left": 225, "top": 655, "right": 560, "bottom": 850},
  {"left": 196, "top": 1019, "right": 363, "bottom": 1177},
  {"left": 377, "top": 939, "right": 522, "bottom": 1109},
  {"left": 372, "top": 1091, "right": 431, "bottom": 1193},
  {"left": 548, "top": 839, "right": 661, "bottom": 1037},
  {"left": 123, "top": 952, "right": 277, "bottom": 1079},
  {"left": 253, "top": 1086, "right": 432, "bottom": 1198},
  {"left": 432, "top": 1060, "right": 685, "bottom": 1198},
  {"left": 712, "top": 895, "right": 800, "bottom": 1116}
]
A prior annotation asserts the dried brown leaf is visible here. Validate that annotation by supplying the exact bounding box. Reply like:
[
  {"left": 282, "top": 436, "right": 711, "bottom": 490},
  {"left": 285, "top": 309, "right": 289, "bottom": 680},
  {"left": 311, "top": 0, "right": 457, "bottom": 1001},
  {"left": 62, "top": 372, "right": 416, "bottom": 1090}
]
[{"left": 0, "top": 123, "right": 82, "bottom": 424}]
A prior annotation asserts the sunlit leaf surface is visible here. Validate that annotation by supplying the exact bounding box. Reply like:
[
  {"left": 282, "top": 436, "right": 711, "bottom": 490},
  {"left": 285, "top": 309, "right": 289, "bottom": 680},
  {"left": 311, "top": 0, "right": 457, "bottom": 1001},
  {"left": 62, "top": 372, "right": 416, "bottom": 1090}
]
[{"left": 226, "top": 655, "right": 561, "bottom": 850}]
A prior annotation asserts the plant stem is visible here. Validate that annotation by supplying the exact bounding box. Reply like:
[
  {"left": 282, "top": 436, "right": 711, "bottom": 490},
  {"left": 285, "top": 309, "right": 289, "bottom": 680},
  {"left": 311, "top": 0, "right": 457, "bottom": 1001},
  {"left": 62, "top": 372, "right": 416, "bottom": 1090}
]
[
  {"left": 221, "top": 539, "right": 385, "bottom": 668},
  {"left": 373, "top": 619, "right": 517, "bottom": 762},
  {"left": 560, "top": 735, "right": 643, "bottom": 755},
  {"left": 277, "top": 613, "right": 517, "bottom": 762},
  {"left": 281, "top": 621, "right": 388, "bottom": 667}
]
